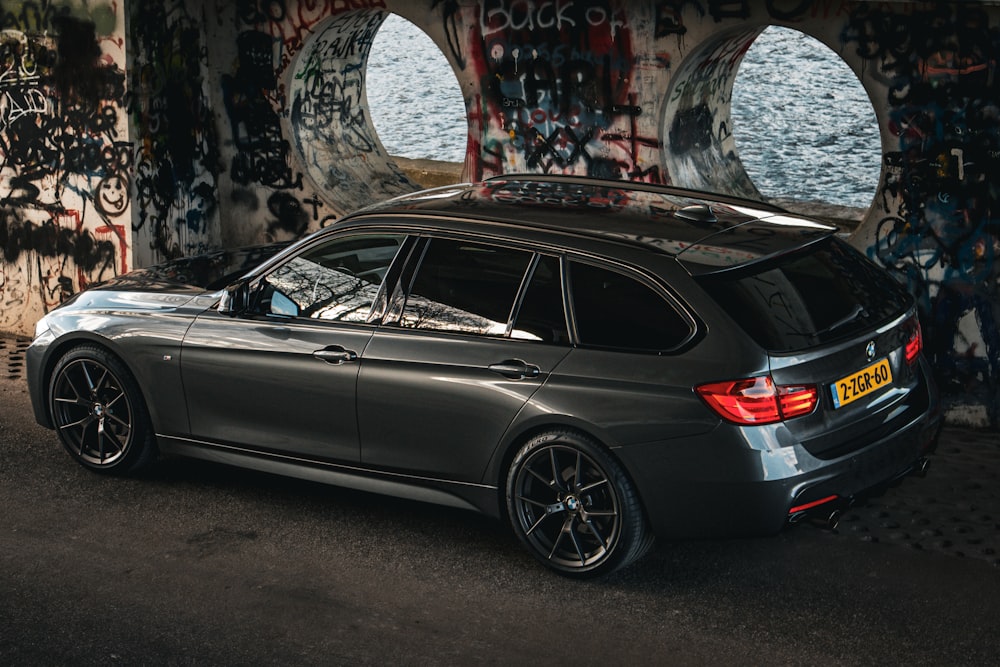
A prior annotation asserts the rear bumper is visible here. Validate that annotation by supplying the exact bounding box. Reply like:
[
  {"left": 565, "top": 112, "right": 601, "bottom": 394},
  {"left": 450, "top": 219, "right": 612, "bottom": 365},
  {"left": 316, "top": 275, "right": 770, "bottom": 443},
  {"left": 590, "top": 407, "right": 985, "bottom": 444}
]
[
  {"left": 783, "top": 413, "right": 940, "bottom": 524},
  {"left": 616, "top": 391, "right": 941, "bottom": 540}
]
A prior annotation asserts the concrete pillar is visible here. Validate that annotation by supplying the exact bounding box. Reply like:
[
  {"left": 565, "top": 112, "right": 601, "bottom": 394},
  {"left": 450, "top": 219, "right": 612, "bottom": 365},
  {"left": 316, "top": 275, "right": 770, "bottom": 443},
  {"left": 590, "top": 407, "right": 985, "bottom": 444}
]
[
  {"left": 127, "top": 0, "right": 224, "bottom": 264},
  {"left": 0, "top": 3, "right": 130, "bottom": 335}
]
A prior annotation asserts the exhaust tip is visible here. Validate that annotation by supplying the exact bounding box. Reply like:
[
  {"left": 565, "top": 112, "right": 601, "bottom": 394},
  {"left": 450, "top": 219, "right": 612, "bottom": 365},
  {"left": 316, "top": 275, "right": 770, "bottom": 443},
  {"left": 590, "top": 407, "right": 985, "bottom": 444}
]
[
  {"left": 913, "top": 457, "right": 930, "bottom": 478},
  {"left": 808, "top": 509, "right": 841, "bottom": 531}
]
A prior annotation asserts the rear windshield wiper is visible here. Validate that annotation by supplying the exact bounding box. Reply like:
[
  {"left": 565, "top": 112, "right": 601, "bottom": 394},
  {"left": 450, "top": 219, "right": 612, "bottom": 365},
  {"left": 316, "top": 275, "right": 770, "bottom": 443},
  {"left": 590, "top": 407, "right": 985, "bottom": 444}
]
[{"left": 814, "top": 304, "right": 866, "bottom": 336}]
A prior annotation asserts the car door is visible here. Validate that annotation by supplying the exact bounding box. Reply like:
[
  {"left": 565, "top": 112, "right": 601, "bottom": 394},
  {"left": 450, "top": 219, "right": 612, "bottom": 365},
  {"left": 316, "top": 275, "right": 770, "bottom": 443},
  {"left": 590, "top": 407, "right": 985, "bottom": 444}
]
[
  {"left": 181, "top": 232, "right": 408, "bottom": 462},
  {"left": 358, "top": 238, "right": 571, "bottom": 482}
]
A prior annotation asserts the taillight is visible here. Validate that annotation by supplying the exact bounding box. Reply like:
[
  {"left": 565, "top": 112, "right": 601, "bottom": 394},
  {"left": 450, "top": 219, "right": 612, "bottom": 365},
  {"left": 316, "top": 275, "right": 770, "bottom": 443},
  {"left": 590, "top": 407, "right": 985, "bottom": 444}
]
[
  {"left": 905, "top": 317, "right": 923, "bottom": 365},
  {"left": 778, "top": 383, "right": 819, "bottom": 418},
  {"left": 695, "top": 376, "right": 818, "bottom": 425}
]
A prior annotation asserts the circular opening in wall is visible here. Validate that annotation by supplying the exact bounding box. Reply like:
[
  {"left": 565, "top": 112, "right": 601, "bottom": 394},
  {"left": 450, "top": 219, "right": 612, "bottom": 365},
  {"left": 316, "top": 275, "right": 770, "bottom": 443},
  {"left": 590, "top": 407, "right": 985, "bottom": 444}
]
[
  {"left": 731, "top": 26, "right": 881, "bottom": 213},
  {"left": 367, "top": 14, "right": 468, "bottom": 185},
  {"left": 288, "top": 10, "right": 422, "bottom": 216}
]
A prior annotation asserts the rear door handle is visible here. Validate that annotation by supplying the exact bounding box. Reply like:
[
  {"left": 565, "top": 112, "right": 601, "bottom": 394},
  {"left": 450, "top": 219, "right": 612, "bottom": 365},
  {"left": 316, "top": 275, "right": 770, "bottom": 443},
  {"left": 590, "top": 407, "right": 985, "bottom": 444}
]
[
  {"left": 313, "top": 345, "right": 358, "bottom": 365},
  {"left": 488, "top": 359, "right": 541, "bottom": 380}
]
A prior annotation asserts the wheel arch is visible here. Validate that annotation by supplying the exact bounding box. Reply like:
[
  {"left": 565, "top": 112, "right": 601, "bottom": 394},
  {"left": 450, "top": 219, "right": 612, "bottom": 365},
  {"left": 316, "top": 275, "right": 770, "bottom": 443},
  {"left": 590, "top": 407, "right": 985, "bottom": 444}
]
[
  {"left": 43, "top": 334, "right": 161, "bottom": 474},
  {"left": 485, "top": 415, "right": 653, "bottom": 530},
  {"left": 36, "top": 333, "right": 149, "bottom": 427},
  {"left": 500, "top": 422, "right": 657, "bottom": 576}
]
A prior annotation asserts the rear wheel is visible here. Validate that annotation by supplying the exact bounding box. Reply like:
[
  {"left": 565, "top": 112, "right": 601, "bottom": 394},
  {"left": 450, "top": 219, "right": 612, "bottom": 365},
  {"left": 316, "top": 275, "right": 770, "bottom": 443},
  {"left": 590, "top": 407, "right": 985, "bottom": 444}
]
[
  {"left": 48, "top": 345, "right": 157, "bottom": 475},
  {"left": 506, "top": 430, "right": 652, "bottom": 578}
]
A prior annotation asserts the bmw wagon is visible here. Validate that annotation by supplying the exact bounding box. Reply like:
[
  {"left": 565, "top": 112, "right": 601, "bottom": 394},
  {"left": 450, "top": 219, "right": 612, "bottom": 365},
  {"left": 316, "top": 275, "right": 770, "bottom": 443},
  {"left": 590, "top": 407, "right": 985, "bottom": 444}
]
[{"left": 27, "top": 175, "right": 941, "bottom": 577}]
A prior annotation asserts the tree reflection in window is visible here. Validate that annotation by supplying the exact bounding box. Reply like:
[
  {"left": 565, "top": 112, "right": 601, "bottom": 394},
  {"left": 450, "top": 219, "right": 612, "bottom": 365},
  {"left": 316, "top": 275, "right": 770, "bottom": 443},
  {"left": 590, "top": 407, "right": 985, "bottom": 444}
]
[
  {"left": 401, "top": 239, "right": 533, "bottom": 336},
  {"left": 264, "top": 235, "right": 403, "bottom": 322}
]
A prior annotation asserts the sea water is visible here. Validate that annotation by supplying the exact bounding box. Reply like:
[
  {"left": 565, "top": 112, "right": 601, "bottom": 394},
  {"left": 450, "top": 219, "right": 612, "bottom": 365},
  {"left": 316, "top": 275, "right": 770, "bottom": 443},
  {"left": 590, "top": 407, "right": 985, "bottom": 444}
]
[{"left": 367, "top": 16, "right": 880, "bottom": 209}]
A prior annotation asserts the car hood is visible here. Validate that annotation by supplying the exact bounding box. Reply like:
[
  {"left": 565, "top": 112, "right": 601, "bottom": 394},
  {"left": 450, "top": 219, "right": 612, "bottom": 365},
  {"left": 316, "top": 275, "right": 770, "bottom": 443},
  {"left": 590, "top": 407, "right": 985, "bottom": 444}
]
[
  {"left": 94, "top": 243, "right": 289, "bottom": 293},
  {"left": 45, "top": 243, "right": 290, "bottom": 317}
]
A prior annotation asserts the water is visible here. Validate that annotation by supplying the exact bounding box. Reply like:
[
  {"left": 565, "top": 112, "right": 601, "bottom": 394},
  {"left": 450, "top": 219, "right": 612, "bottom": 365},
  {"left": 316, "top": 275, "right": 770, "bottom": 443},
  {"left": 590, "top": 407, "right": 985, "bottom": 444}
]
[
  {"left": 367, "top": 18, "right": 880, "bottom": 209},
  {"left": 366, "top": 16, "right": 469, "bottom": 165},
  {"left": 732, "top": 27, "right": 881, "bottom": 209}
]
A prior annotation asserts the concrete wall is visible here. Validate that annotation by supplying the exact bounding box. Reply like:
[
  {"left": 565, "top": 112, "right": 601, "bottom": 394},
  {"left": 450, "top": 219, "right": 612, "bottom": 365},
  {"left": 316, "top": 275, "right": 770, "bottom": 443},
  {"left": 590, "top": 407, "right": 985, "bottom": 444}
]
[
  {"left": 0, "top": 2, "right": 130, "bottom": 335},
  {"left": 0, "top": 0, "right": 997, "bottom": 425}
]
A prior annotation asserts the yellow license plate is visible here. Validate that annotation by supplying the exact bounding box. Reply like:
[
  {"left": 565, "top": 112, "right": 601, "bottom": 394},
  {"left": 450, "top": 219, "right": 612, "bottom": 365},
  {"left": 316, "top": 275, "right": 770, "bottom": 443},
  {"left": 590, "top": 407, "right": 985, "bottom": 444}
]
[{"left": 831, "top": 358, "right": 892, "bottom": 408}]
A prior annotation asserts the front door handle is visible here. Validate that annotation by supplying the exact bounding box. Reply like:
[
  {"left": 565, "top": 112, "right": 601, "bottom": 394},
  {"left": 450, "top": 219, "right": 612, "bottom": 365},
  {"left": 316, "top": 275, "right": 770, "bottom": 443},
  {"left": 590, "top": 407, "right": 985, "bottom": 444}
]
[
  {"left": 312, "top": 345, "right": 358, "bottom": 365},
  {"left": 488, "top": 359, "right": 541, "bottom": 380}
]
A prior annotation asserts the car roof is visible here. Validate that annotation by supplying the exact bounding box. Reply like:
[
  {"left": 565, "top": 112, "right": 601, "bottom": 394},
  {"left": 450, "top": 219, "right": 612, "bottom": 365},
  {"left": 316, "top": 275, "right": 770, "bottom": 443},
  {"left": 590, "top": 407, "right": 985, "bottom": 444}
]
[{"left": 343, "top": 175, "right": 839, "bottom": 274}]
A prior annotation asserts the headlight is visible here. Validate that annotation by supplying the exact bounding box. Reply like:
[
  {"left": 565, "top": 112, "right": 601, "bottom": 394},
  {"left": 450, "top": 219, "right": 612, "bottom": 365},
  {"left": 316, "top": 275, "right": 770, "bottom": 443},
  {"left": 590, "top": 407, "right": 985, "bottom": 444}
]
[{"left": 33, "top": 318, "right": 50, "bottom": 340}]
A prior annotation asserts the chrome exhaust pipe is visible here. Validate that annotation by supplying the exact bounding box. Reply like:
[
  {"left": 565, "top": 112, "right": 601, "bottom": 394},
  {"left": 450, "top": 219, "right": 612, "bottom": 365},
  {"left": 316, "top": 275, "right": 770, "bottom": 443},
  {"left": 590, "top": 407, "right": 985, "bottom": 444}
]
[
  {"left": 913, "top": 457, "right": 930, "bottom": 477},
  {"left": 788, "top": 494, "right": 844, "bottom": 529},
  {"left": 809, "top": 509, "right": 841, "bottom": 531}
]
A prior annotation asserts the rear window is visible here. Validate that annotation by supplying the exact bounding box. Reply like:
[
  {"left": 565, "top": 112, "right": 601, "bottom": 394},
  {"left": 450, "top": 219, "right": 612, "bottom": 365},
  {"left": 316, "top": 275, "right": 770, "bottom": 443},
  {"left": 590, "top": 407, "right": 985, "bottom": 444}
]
[{"left": 697, "top": 237, "right": 911, "bottom": 352}]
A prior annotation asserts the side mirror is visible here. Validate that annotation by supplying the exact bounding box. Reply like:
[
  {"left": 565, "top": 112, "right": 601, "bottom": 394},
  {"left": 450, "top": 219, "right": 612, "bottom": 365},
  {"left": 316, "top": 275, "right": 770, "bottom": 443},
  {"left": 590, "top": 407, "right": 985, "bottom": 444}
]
[{"left": 218, "top": 279, "right": 252, "bottom": 316}]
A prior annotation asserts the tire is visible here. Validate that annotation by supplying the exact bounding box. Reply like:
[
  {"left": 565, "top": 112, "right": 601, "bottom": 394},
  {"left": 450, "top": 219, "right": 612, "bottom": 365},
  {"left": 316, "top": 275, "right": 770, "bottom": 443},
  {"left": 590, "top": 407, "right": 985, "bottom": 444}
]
[
  {"left": 48, "top": 345, "right": 158, "bottom": 475},
  {"left": 506, "top": 430, "right": 653, "bottom": 578}
]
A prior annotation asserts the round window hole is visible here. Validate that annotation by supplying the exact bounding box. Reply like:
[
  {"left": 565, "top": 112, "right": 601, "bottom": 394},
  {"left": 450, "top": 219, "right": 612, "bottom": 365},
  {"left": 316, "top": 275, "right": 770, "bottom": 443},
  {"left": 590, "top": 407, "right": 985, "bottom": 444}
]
[{"left": 731, "top": 26, "right": 881, "bottom": 213}]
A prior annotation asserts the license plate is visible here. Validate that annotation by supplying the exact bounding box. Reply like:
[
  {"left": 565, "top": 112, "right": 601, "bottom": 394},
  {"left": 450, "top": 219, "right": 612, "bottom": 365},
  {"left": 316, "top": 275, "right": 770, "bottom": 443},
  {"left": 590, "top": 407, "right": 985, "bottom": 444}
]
[{"left": 830, "top": 358, "right": 892, "bottom": 408}]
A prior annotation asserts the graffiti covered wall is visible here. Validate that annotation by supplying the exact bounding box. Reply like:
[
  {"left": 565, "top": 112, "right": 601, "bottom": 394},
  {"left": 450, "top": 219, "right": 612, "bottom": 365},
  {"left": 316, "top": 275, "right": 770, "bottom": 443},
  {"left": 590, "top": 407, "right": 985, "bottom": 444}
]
[
  {"left": 846, "top": 4, "right": 1000, "bottom": 426},
  {"left": 0, "top": 1, "right": 130, "bottom": 335},
  {"left": 203, "top": 0, "right": 416, "bottom": 247},
  {"left": 0, "top": 0, "right": 997, "bottom": 425},
  {"left": 134, "top": 0, "right": 1000, "bottom": 425},
  {"left": 128, "top": 0, "right": 222, "bottom": 266}
]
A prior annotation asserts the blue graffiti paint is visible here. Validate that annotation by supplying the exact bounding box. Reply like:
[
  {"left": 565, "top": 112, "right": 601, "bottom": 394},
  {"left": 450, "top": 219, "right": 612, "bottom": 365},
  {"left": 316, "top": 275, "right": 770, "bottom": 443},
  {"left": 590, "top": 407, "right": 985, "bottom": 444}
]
[{"left": 849, "top": 4, "right": 1000, "bottom": 422}]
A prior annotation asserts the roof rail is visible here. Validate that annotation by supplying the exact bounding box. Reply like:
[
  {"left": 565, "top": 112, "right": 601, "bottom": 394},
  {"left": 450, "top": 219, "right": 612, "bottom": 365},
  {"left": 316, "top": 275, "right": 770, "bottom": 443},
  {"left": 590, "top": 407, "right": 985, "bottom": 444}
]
[{"left": 483, "top": 173, "right": 786, "bottom": 213}]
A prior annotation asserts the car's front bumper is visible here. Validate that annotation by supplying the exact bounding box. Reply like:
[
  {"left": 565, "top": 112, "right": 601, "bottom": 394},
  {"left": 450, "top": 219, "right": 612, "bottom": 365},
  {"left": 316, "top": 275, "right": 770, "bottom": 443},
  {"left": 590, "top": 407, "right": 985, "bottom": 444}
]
[{"left": 25, "top": 327, "right": 55, "bottom": 429}]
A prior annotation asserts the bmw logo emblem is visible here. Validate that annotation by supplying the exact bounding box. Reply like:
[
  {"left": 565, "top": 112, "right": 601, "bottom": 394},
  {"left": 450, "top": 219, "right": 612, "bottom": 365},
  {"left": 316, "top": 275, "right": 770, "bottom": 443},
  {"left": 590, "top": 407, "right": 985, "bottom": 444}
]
[{"left": 865, "top": 340, "right": 877, "bottom": 361}]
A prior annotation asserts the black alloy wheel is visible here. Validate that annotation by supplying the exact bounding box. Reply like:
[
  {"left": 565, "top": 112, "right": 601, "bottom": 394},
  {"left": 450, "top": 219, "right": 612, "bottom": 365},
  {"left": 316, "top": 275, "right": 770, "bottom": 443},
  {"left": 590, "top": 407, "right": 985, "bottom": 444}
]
[
  {"left": 49, "top": 345, "right": 157, "bottom": 474},
  {"left": 507, "top": 430, "right": 652, "bottom": 577}
]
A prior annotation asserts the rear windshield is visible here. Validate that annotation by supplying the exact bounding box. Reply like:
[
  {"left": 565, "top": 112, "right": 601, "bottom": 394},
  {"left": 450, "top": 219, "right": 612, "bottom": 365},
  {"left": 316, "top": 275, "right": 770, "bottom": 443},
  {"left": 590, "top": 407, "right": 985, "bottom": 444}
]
[{"left": 697, "top": 237, "right": 911, "bottom": 352}]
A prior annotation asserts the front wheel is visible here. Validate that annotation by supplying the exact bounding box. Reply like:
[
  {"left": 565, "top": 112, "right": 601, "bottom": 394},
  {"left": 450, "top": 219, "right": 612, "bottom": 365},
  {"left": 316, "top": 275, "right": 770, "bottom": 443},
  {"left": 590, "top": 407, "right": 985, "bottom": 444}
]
[
  {"left": 48, "top": 345, "right": 158, "bottom": 475},
  {"left": 506, "top": 430, "right": 653, "bottom": 578}
]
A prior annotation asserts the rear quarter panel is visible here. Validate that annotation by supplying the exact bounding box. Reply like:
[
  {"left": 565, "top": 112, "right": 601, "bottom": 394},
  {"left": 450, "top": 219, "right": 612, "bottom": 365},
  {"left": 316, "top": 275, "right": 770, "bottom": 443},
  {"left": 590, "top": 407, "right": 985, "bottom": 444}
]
[{"left": 480, "top": 256, "right": 770, "bottom": 484}]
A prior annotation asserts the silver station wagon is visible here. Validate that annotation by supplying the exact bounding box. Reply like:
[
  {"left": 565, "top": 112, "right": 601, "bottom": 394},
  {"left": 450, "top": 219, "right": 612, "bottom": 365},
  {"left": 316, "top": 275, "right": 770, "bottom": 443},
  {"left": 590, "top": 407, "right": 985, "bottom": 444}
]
[{"left": 27, "top": 176, "right": 941, "bottom": 577}]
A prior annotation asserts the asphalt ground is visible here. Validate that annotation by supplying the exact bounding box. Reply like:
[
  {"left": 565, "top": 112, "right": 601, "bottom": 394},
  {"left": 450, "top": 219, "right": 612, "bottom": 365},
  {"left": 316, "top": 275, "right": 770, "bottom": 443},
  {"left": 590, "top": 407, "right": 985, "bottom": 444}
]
[{"left": 2, "top": 334, "right": 999, "bottom": 664}]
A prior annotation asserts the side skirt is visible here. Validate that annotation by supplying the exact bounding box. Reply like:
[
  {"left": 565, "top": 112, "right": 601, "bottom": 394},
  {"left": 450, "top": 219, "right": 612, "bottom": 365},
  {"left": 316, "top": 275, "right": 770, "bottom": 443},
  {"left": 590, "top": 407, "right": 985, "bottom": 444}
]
[{"left": 157, "top": 435, "right": 501, "bottom": 517}]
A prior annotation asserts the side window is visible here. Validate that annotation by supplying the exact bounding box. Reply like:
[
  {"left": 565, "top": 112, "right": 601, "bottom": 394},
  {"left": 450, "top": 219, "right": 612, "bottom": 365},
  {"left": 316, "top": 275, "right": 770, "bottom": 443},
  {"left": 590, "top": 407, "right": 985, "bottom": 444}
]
[
  {"left": 511, "top": 254, "right": 570, "bottom": 344},
  {"left": 569, "top": 260, "right": 691, "bottom": 352},
  {"left": 261, "top": 234, "right": 404, "bottom": 322},
  {"left": 401, "top": 239, "right": 532, "bottom": 336}
]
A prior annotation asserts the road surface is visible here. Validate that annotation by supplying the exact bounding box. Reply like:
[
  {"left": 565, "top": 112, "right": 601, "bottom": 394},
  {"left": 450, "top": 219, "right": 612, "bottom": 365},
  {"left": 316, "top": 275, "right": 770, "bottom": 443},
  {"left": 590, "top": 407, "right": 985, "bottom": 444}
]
[{"left": 1, "top": 359, "right": 998, "bottom": 664}]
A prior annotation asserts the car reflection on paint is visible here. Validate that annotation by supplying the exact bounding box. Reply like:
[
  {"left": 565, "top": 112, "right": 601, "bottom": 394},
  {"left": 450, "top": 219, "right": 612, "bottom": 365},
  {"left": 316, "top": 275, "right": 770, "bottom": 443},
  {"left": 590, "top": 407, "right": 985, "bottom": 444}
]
[{"left": 26, "top": 175, "right": 940, "bottom": 577}]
